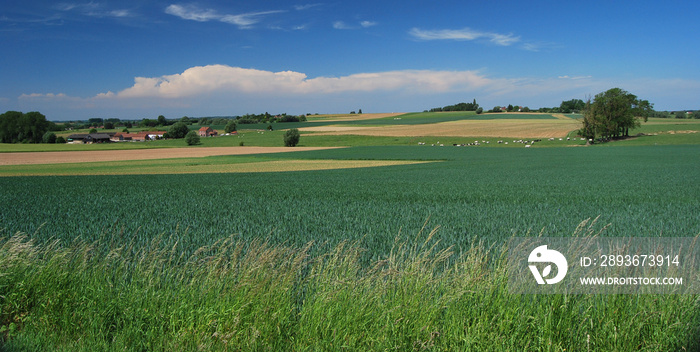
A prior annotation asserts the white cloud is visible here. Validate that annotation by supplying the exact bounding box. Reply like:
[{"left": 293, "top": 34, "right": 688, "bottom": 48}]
[
  {"left": 332, "top": 21, "right": 350, "bottom": 29},
  {"left": 165, "top": 4, "right": 219, "bottom": 22},
  {"left": 334, "top": 20, "right": 377, "bottom": 30},
  {"left": 360, "top": 21, "right": 377, "bottom": 28},
  {"left": 19, "top": 93, "right": 70, "bottom": 99},
  {"left": 409, "top": 27, "right": 520, "bottom": 46},
  {"left": 56, "top": 3, "right": 133, "bottom": 19},
  {"left": 294, "top": 4, "right": 323, "bottom": 11},
  {"left": 104, "top": 65, "right": 497, "bottom": 99},
  {"left": 220, "top": 10, "right": 285, "bottom": 28},
  {"left": 558, "top": 75, "right": 593, "bottom": 80},
  {"left": 17, "top": 66, "right": 700, "bottom": 119},
  {"left": 165, "top": 4, "right": 285, "bottom": 29}
]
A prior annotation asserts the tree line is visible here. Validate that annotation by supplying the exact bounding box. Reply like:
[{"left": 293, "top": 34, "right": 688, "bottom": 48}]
[
  {"left": 429, "top": 99, "right": 481, "bottom": 113},
  {"left": 0, "top": 111, "right": 61, "bottom": 144}
]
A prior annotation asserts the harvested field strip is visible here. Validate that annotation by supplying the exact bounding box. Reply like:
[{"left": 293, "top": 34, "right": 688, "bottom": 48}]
[
  {"left": 0, "top": 158, "right": 436, "bottom": 176},
  {"left": 0, "top": 146, "right": 341, "bottom": 165},
  {"left": 302, "top": 119, "right": 581, "bottom": 138}
]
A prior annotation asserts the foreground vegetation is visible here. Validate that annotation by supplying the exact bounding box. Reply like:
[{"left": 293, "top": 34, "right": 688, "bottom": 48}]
[{"left": 1, "top": 221, "right": 698, "bottom": 351}]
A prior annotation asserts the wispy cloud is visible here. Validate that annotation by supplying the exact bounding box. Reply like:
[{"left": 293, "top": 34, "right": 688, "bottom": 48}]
[
  {"left": 558, "top": 75, "right": 593, "bottom": 80},
  {"left": 409, "top": 27, "right": 520, "bottom": 46},
  {"left": 165, "top": 4, "right": 285, "bottom": 29},
  {"left": 294, "top": 4, "right": 323, "bottom": 11},
  {"left": 334, "top": 20, "right": 377, "bottom": 30},
  {"left": 332, "top": 21, "right": 350, "bottom": 29},
  {"left": 221, "top": 11, "right": 285, "bottom": 28},
  {"left": 55, "top": 3, "right": 134, "bottom": 19},
  {"left": 360, "top": 21, "right": 377, "bottom": 28},
  {"left": 164, "top": 4, "right": 218, "bottom": 22}
]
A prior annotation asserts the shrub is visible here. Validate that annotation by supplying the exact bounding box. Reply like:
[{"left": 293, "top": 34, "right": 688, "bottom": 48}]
[
  {"left": 283, "top": 128, "right": 300, "bottom": 147},
  {"left": 185, "top": 130, "right": 200, "bottom": 145},
  {"left": 55, "top": 136, "right": 66, "bottom": 144}
]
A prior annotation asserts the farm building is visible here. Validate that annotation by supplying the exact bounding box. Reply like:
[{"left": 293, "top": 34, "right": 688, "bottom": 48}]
[
  {"left": 67, "top": 133, "right": 113, "bottom": 144},
  {"left": 66, "top": 134, "right": 88, "bottom": 143},
  {"left": 198, "top": 127, "right": 218, "bottom": 137},
  {"left": 84, "top": 134, "right": 112, "bottom": 143}
]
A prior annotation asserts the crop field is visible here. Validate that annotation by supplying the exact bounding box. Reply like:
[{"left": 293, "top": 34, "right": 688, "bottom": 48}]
[
  {"left": 302, "top": 118, "right": 582, "bottom": 138},
  {"left": 1, "top": 116, "right": 700, "bottom": 350},
  {"left": 2, "top": 145, "right": 698, "bottom": 250}
]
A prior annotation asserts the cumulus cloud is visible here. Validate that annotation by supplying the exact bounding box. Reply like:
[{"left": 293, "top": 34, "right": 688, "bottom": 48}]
[
  {"left": 165, "top": 4, "right": 284, "bottom": 28},
  {"left": 16, "top": 67, "right": 700, "bottom": 119},
  {"left": 106, "top": 65, "right": 496, "bottom": 99},
  {"left": 409, "top": 27, "right": 520, "bottom": 46}
]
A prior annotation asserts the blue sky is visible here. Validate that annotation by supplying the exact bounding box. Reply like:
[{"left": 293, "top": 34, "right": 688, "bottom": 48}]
[{"left": 1, "top": 0, "right": 699, "bottom": 120}]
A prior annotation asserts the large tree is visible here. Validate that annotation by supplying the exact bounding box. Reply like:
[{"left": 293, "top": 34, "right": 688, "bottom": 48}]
[
  {"left": 167, "top": 122, "right": 190, "bottom": 139},
  {"left": 580, "top": 88, "right": 653, "bottom": 142}
]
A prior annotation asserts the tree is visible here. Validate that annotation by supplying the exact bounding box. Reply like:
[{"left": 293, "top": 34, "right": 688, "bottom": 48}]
[
  {"left": 104, "top": 122, "right": 115, "bottom": 129},
  {"left": 580, "top": 88, "right": 653, "bottom": 142},
  {"left": 167, "top": 122, "right": 190, "bottom": 139},
  {"left": 185, "top": 130, "right": 200, "bottom": 145},
  {"left": 56, "top": 136, "right": 66, "bottom": 144},
  {"left": 89, "top": 128, "right": 98, "bottom": 134},
  {"left": 224, "top": 120, "right": 237, "bottom": 133},
  {"left": 157, "top": 115, "right": 167, "bottom": 126},
  {"left": 283, "top": 128, "right": 300, "bottom": 147},
  {"left": 358, "top": 109, "right": 363, "bottom": 114}
]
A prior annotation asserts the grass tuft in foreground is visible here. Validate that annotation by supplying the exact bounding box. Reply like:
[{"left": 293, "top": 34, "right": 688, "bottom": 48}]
[{"left": 1, "top": 222, "right": 699, "bottom": 351}]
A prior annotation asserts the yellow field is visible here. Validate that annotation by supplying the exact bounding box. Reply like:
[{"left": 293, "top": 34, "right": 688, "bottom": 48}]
[{"left": 301, "top": 118, "right": 581, "bottom": 138}]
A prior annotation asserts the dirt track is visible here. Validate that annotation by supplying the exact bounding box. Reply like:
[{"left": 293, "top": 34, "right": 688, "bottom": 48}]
[{"left": 0, "top": 147, "right": 340, "bottom": 166}]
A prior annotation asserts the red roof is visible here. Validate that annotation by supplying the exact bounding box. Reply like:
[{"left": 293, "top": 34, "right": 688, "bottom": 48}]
[{"left": 199, "top": 127, "right": 211, "bottom": 132}]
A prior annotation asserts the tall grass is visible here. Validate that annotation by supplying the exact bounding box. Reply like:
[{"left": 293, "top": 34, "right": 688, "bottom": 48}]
[{"left": 1, "top": 222, "right": 698, "bottom": 351}]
